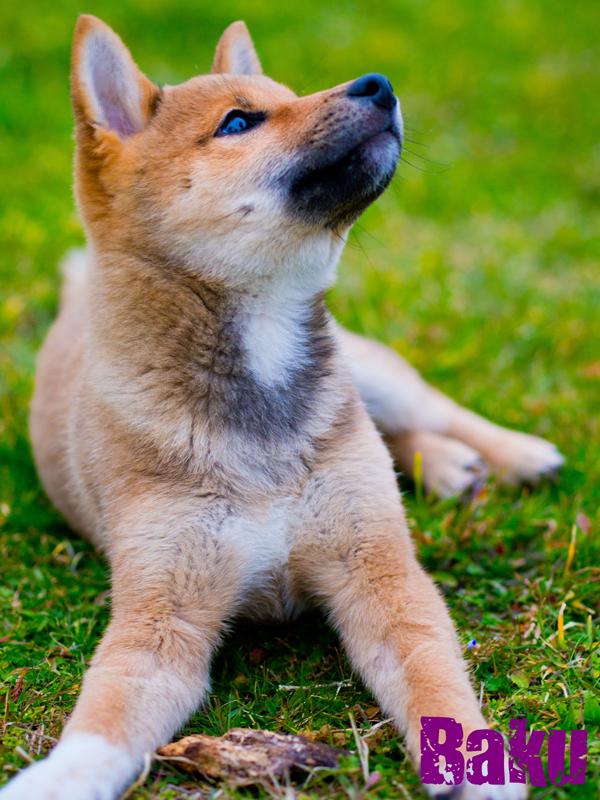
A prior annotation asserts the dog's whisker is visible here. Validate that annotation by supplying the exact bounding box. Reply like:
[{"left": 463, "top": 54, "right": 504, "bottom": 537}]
[
  {"left": 400, "top": 154, "right": 443, "bottom": 174},
  {"left": 402, "top": 147, "right": 448, "bottom": 170},
  {"left": 403, "top": 136, "right": 428, "bottom": 148}
]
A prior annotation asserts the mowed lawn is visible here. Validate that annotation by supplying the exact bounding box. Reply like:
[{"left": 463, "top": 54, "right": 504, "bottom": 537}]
[{"left": 0, "top": 1, "right": 598, "bottom": 798}]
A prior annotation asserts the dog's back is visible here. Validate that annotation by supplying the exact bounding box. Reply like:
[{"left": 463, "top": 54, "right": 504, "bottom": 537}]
[{"left": 29, "top": 248, "right": 98, "bottom": 541}]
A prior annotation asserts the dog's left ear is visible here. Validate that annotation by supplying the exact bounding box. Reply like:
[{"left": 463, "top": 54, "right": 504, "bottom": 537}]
[{"left": 211, "top": 21, "right": 262, "bottom": 75}]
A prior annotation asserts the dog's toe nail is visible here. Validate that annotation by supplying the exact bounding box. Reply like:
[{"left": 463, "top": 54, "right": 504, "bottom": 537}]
[{"left": 465, "top": 458, "right": 486, "bottom": 473}]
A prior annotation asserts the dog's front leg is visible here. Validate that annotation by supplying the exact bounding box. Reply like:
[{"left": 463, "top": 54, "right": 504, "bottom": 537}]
[
  {"left": 1, "top": 519, "right": 241, "bottom": 800},
  {"left": 294, "top": 525, "right": 526, "bottom": 798},
  {"left": 291, "top": 427, "right": 526, "bottom": 798},
  {"left": 293, "top": 527, "right": 484, "bottom": 765}
]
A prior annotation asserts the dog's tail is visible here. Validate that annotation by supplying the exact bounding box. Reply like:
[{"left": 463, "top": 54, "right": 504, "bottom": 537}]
[{"left": 58, "top": 247, "right": 89, "bottom": 309}]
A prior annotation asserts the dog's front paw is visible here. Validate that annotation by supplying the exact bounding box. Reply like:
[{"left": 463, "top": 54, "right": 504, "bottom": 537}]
[
  {"left": 0, "top": 734, "right": 138, "bottom": 800},
  {"left": 0, "top": 759, "right": 67, "bottom": 800},
  {"left": 483, "top": 429, "right": 564, "bottom": 485},
  {"left": 420, "top": 742, "right": 528, "bottom": 800},
  {"left": 425, "top": 780, "right": 527, "bottom": 799}
]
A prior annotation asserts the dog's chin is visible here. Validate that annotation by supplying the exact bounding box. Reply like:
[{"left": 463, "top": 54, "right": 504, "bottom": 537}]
[{"left": 287, "top": 130, "right": 401, "bottom": 229}]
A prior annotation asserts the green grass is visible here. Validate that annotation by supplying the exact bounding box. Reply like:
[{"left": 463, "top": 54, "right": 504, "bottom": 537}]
[{"left": 1, "top": 0, "right": 599, "bottom": 797}]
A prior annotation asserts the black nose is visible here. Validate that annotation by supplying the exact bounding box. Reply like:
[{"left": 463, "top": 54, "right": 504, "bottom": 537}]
[{"left": 347, "top": 73, "right": 396, "bottom": 111}]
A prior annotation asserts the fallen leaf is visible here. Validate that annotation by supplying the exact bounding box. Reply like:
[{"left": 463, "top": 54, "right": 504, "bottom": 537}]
[
  {"left": 47, "top": 646, "right": 73, "bottom": 659},
  {"left": 11, "top": 671, "right": 28, "bottom": 702},
  {"left": 301, "top": 724, "right": 332, "bottom": 742},
  {"left": 332, "top": 731, "right": 347, "bottom": 748},
  {"left": 157, "top": 728, "right": 342, "bottom": 787},
  {"left": 508, "top": 670, "right": 530, "bottom": 690}
]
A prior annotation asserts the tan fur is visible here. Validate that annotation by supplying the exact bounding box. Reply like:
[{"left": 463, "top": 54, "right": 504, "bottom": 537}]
[
  {"left": 338, "top": 326, "right": 562, "bottom": 496},
  {"left": 211, "top": 20, "right": 263, "bottom": 75},
  {"left": 0, "top": 16, "right": 542, "bottom": 800}
]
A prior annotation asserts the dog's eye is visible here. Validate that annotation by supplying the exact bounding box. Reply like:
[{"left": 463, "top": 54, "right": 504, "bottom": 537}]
[{"left": 216, "top": 109, "right": 266, "bottom": 137}]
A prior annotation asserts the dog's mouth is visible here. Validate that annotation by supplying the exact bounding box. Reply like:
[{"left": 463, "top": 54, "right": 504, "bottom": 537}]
[{"left": 285, "top": 122, "right": 401, "bottom": 229}]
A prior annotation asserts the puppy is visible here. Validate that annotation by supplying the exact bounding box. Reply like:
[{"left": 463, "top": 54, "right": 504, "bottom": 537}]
[{"left": 2, "top": 16, "right": 547, "bottom": 799}]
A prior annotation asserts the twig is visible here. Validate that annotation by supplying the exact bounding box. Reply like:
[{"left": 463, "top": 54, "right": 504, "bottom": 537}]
[
  {"left": 361, "top": 718, "right": 394, "bottom": 739},
  {"left": 392, "top": 780, "right": 415, "bottom": 799},
  {"left": 277, "top": 680, "right": 352, "bottom": 692},
  {"left": 14, "top": 746, "right": 34, "bottom": 764},
  {"left": 349, "top": 712, "right": 369, "bottom": 785},
  {"left": 154, "top": 752, "right": 201, "bottom": 768}
]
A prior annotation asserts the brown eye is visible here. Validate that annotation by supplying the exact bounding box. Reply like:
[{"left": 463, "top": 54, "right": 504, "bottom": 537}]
[{"left": 215, "top": 109, "right": 266, "bottom": 137}]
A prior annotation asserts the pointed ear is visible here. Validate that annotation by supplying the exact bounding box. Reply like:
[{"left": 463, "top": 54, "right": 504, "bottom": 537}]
[
  {"left": 211, "top": 21, "right": 262, "bottom": 76},
  {"left": 71, "top": 15, "right": 160, "bottom": 139}
]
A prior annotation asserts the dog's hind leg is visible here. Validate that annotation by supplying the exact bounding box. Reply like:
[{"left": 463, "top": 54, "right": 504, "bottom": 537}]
[
  {"left": 391, "top": 430, "right": 488, "bottom": 498},
  {"left": 57, "top": 247, "right": 90, "bottom": 309},
  {"left": 337, "top": 325, "right": 563, "bottom": 496}
]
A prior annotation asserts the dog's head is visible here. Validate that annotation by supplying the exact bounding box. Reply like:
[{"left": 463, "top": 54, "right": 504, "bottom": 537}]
[{"left": 72, "top": 16, "right": 402, "bottom": 288}]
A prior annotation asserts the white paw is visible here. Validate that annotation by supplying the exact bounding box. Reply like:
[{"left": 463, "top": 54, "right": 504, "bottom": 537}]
[
  {"left": 485, "top": 430, "right": 564, "bottom": 485},
  {"left": 426, "top": 780, "right": 527, "bottom": 799},
  {"left": 0, "top": 734, "right": 138, "bottom": 800},
  {"left": 421, "top": 742, "right": 528, "bottom": 800},
  {"left": 420, "top": 434, "right": 488, "bottom": 499}
]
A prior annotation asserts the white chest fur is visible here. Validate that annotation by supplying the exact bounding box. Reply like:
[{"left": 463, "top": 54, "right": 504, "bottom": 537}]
[{"left": 221, "top": 497, "right": 306, "bottom": 622}]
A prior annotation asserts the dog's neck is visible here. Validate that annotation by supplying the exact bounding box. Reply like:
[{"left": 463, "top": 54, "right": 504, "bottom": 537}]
[{"left": 89, "top": 252, "right": 341, "bottom": 460}]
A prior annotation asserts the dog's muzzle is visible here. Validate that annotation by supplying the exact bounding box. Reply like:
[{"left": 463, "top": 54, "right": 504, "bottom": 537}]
[{"left": 284, "top": 73, "right": 402, "bottom": 229}]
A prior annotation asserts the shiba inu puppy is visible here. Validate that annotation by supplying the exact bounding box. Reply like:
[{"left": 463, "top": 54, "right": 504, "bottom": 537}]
[{"left": 1, "top": 14, "right": 562, "bottom": 799}]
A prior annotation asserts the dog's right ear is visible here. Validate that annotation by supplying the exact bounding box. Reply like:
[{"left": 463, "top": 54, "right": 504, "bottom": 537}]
[{"left": 71, "top": 15, "right": 160, "bottom": 143}]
